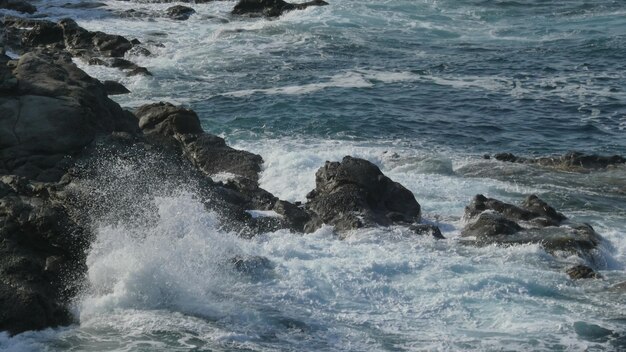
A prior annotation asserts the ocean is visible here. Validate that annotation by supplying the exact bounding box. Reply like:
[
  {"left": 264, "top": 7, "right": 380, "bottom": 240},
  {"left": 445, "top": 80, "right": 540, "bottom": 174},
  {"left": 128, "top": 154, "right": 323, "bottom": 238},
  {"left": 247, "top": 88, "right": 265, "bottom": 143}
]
[{"left": 1, "top": 0, "right": 625, "bottom": 350}]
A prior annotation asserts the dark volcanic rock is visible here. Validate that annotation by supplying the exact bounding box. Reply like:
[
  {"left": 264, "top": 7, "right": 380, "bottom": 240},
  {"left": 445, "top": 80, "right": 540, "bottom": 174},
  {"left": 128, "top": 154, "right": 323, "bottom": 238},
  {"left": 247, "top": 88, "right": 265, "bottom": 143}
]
[
  {"left": 492, "top": 151, "right": 626, "bottom": 172},
  {"left": 304, "top": 156, "right": 421, "bottom": 233},
  {"left": 0, "top": 50, "right": 138, "bottom": 181},
  {"left": 232, "top": 0, "right": 329, "bottom": 18},
  {"left": 409, "top": 224, "right": 445, "bottom": 239},
  {"left": 462, "top": 212, "right": 522, "bottom": 238},
  {"left": 465, "top": 194, "right": 565, "bottom": 226},
  {"left": 103, "top": 80, "right": 130, "bottom": 95},
  {"left": 166, "top": 5, "right": 196, "bottom": 20},
  {"left": 0, "top": 176, "right": 89, "bottom": 335},
  {"left": 566, "top": 265, "right": 601, "bottom": 280},
  {"left": 461, "top": 194, "right": 602, "bottom": 256},
  {"left": 0, "top": 0, "right": 36, "bottom": 14},
  {"left": 135, "top": 102, "right": 263, "bottom": 183}
]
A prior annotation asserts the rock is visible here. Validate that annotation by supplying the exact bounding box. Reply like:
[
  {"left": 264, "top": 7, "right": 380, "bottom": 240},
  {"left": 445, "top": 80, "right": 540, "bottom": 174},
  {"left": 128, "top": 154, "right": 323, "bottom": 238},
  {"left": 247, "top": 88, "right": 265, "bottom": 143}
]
[
  {"left": 461, "top": 194, "right": 602, "bottom": 256},
  {"left": 0, "top": 0, "right": 36, "bottom": 14},
  {"left": 21, "top": 21, "right": 64, "bottom": 48},
  {"left": 304, "top": 156, "right": 421, "bottom": 233},
  {"left": 57, "top": 18, "right": 133, "bottom": 58},
  {"left": 126, "top": 66, "right": 152, "bottom": 77},
  {"left": 465, "top": 194, "right": 565, "bottom": 226},
  {"left": 102, "top": 80, "right": 130, "bottom": 95},
  {"left": 462, "top": 212, "right": 522, "bottom": 238},
  {"left": 0, "top": 176, "right": 89, "bottom": 335},
  {"left": 232, "top": 0, "right": 328, "bottom": 18},
  {"left": 0, "top": 50, "right": 138, "bottom": 181},
  {"left": 493, "top": 151, "right": 625, "bottom": 172},
  {"left": 61, "top": 2, "right": 107, "bottom": 9},
  {"left": 134, "top": 102, "right": 263, "bottom": 183},
  {"left": 566, "top": 265, "right": 601, "bottom": 280},
  {"left": 409, "top": 224, "right": 445, "bottom": 239},
  {"left": 166, "top": 5, "right": 196, "bottom": 20}
]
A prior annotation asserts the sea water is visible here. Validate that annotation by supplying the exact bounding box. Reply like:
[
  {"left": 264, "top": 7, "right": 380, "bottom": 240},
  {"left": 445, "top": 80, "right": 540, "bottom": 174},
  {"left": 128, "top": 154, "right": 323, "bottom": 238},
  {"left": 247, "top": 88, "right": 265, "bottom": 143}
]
[{"left": 1, "top": 0, "right": 625, "bottom": 350}]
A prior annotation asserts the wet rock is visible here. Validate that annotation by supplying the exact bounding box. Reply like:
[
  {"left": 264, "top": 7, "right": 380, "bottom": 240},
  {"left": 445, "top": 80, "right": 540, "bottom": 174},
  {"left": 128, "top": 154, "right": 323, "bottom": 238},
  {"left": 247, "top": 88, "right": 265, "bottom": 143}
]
[
  {"left": 21, "top": 21, "right": 64, "bottom": 48},
  {"left": 0, "top": 0, "right": 36, "bottom": 14},
  {"left": 461, "top": 194, "right": 602, "bottom": 256},
  {"left": 103, "top": 80, "right": 130, "bottom": 95},
  {"left": 566, "top": 265, "right": 601, "bottom": 280},
  {"left": 166, "top": 5, "right": 196, "bottom": 20},
  {"left": 126, "top": 66, "right": 153, "bottom": 76},
  {"left": 304, "top": 156, "right": 421, "bottom": 233},
  {"left": 0, "top": 176, "right": 89, "bottom": 335},
  {"left": 232, "top": 0, "right": 329, "bottom": 18},
  {"left": 230, "top": 255, "right": 274, "bottom": 275},
  {"left": 0, "top": 50, "right": 138, "bottom": 181},
  {"left": 61, "top": 2, "right": 107, "bottom": 9},
  {"left": 135, "top": 102, "right": 263, "bottom": 183},
  {"left": 59, "top": 18, "right": 132, "bottom": 58},
  {"left": 409, "top": 224, "right": 445, "bottom": 239},
  {"left": 462, "top": 212, "right": 522, "bottom": 238},
  {"left": 465, "top": 194, "right": 565, "bottom": 226},
  {"left": 493, "top": 151, "right": 626, "bottom": 172}
]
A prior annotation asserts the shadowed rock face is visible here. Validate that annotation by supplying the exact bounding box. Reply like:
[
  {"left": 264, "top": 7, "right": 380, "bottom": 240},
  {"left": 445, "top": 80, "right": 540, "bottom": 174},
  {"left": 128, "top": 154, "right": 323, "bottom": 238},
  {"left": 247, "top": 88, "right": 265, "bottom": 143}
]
[
  {"left": 232, "top": 0, "right": 329, "bottom": 17},
  {"left": 304, "top": 156, "right": 421, "bottom": 234},
  {"left": 0, "top": 176, "right": 88, "bottom": 335},
  {"left": 166, "top": 5, "right": 196, "bottom": 20},
  {"left": 492, "top": 151, "right": 626, "bottom": 172}
]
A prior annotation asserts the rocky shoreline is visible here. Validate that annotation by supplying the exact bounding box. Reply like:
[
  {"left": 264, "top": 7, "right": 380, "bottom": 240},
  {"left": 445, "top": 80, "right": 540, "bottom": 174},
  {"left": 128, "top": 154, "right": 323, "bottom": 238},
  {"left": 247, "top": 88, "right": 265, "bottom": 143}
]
[{"left": 1, "top": 0, "right": 624, "bottom": 336}]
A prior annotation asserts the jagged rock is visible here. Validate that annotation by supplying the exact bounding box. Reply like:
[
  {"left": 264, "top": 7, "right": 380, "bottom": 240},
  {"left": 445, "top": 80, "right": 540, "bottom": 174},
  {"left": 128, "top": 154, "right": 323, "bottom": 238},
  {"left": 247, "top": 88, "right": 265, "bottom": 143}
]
[
  {"left": 465, "top": 194, "right": 565, "bottom": 226},
  {"left": 166, "top": 5, "right": 196, "bottom": 20},
  {"left": 232, "top": 0, "right": 329, "bottom": 18},
  {"left": 0, "top": 50, "right": 137, "bottom": 181},
  {"left": 409, "top": 224, "right": 445, "bottom": 239},
  {"left": 462, "top": 212, "right": 522, "bottom": 238},
  {"left": 304, "top": 156, "right": 421, "bottom": 233},
  {"left": 492, "top": 151, "right": 626, "bottom": 172},
  {"left": 566, "top": 265, "right": 601, "bottom": 279},
  {"left": 102, "top": 80, "right": 130, "bottom": 95},
  {"left": 134, "top": 102, "right": 263, "bottom": 183},
  {"left": 461, "top": 194, "right": 602, "bottom": 256},
  {"left": 0, "top": 176, "right": 89, "bottom": 335},
  {"left": 0, "top": 0, "right": 36, "bottom": 14}
]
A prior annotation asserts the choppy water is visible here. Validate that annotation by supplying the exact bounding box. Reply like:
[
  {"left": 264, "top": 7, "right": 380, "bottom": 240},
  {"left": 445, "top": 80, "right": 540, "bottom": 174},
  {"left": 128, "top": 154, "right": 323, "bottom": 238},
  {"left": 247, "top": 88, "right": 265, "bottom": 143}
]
[{"left": 2, "top": 0, "right": 626, "bottom": 351}]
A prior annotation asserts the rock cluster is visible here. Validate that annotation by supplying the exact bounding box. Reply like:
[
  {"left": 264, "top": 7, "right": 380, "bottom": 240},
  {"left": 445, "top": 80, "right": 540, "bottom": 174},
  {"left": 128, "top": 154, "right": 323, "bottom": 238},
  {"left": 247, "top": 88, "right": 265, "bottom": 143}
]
[
  {"left": 490, "top": 151, "right": 625, "bottom": 172},
  {"left": 461, "top": 194, "right": 602, "bottom": 256}
]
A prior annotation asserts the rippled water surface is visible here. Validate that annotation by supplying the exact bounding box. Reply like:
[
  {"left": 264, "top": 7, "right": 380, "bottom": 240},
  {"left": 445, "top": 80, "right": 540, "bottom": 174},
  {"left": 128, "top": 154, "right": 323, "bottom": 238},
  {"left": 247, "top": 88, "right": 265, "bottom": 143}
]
[{"left": 2, "top": 0, "right": 626, "bottom": 351}]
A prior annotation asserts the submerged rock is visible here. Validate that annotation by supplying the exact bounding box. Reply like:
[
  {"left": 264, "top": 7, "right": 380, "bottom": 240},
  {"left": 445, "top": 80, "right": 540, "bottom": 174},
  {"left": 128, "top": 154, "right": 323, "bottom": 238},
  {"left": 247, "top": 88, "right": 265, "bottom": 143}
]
[
  {"left": 566, "top": 265, "right": 601, "bottom": 280},
  {"left": 304, "top": 156, "right": 421, "bottom": 233},
  {"left": 409, "top": 224, "right": 445, "bottom": 239},
  {"left": 232, "top": 0, "right": 329, "bottom": 18},
  {"left": 492, "top": 151, "right": 626, "bottom": 172},
  {"left": 166, "top": 5, "right": 196, "bottom": 20}
]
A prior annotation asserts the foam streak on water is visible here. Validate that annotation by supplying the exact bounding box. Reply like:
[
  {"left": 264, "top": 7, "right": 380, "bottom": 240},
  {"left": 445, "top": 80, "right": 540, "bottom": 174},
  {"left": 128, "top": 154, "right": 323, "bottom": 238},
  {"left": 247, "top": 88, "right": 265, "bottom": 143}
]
[{"left": 2, "top": 0, "right": 626, "bottom": 351}]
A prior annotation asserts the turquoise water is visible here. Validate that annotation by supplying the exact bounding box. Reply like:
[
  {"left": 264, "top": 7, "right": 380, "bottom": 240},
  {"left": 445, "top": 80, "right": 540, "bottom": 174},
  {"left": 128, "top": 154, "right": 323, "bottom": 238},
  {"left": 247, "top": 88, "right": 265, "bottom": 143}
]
[{"left": 2, "top": 0, "right": 626, "bottom": 351}]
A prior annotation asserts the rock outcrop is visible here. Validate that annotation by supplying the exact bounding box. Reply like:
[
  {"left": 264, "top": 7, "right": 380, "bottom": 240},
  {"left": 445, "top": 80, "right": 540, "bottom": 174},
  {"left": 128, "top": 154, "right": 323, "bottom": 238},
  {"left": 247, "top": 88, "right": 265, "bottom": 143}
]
[
  {"left": 0, "top": 50, "right": 137, "bottom": 182},
  {"left": 135, "top": 102, "right": 263, "bottom": 184},
  {"left": 304, "top": 156, "right": 421, "bottom": 234},
  {"left": 491, "top": 151, "right": 626, "bottom": 172},
  {"left": 461, "top": 194, "right": 602, "bottom": 256},
  {"left": 2, "top": 17, "right": 151, "bottom": 75},
  {"left": 232, "top": 0, "right": 329, "bottom": 17},
  {"left": 566, "top": 265, "right": 601, "bottom": 280},
  {"left": 0, "top": 176, "right": 88, "bottom": 335}
]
